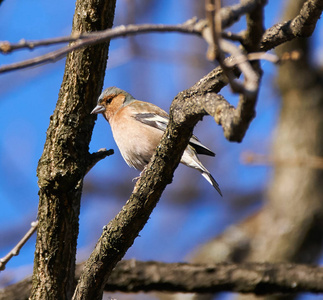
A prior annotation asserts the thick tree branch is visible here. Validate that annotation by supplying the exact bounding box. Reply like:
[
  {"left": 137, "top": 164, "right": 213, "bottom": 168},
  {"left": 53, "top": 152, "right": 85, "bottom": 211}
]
[
  {"left": 107, "top": 260, "right": 323, "bottom": 294},
  {"left": 3, "top": 260, "right": 323, "bottom": 299},
  {"left": 261, "top": 0, "right": 323, "bottom": 51}
]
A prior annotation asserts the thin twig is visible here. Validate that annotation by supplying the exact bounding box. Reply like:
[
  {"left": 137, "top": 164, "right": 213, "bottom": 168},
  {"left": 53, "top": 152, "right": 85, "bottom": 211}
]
[
  {"left": 0, "top": 22, "right": 203, "bottom": 74},
  {"left": 0, "top": 0, "right": 262, "bottom": 56},
  {"left": 221, "top": 39, "right": 259, "bottom": 94},
  {"left": 203, "top": 0, "right": 259, "bottom": 96},
  {"left": 205, "top": 0, "right": 218, "bottom": 60},
  {"left": 0, "top": 0, "right": 274, "bottom": 74},
  {"left": 0, "top": 33, "right": 82, "bottom": 53},
  {"left": 241, "top": 152, "right": 323, "bottom": 169},
  {"left": 0, "top": 220, "right": 38, "bottom": 271},
  {"left": 86, "top": 148, "right": 114, "bottom": 175}
]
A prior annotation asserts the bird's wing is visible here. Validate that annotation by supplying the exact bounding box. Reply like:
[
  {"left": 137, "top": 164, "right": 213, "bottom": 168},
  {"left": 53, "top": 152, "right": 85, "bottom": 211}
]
[
  {"left": 130, "top": 100, "right": 170, "bottom": 131},
  {"left": 134, "top": 112, "right": 215, "bottom": 157},
  {"left": 134, "top": 113, "right": 168, "bottom": 131}
]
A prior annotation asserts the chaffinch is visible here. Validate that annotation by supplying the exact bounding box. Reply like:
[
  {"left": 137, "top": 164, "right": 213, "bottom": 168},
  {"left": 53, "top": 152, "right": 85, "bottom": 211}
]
[{"left": 91, "top": 87, "right": 222, "bottom": 196}]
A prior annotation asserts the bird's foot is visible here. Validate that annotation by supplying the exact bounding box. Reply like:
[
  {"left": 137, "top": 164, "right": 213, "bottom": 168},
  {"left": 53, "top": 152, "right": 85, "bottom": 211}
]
[{"left": 132, "top": 166, "right": 147, "bottom": 182}]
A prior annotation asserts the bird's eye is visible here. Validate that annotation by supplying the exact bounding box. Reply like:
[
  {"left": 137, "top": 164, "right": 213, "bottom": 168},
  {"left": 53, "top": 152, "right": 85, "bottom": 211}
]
[{"left": 105, "top": 97, "right": 112, "bottom": 104}]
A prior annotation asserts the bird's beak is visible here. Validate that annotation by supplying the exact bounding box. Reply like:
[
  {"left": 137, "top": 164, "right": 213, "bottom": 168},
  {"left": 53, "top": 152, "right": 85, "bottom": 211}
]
[{"left": 91, "top": 105, "right": 106, "bottom": 114}]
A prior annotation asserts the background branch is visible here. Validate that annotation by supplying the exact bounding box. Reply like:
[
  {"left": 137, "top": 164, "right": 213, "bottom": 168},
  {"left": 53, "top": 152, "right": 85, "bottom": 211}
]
[
  {"left": 3, "top": 260, "right": 323, "bottom": 299},
  {"left": 260, "top": 0, "right": 323, "bottom": 51},
  {"left": 3, "top": 0, "right": 318, "bottom": 74}
]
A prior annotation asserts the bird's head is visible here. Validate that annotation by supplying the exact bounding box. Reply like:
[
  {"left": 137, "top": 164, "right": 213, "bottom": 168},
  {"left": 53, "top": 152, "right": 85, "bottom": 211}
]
[{"left": 91, "top": 87, "right": 135, "bottom": 121}]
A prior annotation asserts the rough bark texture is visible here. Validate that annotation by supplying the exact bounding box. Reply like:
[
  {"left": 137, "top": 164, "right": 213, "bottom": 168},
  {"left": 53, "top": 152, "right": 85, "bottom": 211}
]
[
  {"left": 30, "top": 1, "right": 116, "bottom": 299},
  {"left": 158, "top": 1, "right": 323, "bottom": 300},
  {"left": 72, "top": 89, "right": 218, "bottom": 299},
  {"left": 3, "top": 0, "right": 323, "bottom": 299},
  {"left": 4, "top": 260, "right": 323, "bottom": 299},
  {"left": 237, "top": 1, "right": 323, "bottom": 300},
  {"left": 248, "top": 0, "right": 323, "bottom": 266}
]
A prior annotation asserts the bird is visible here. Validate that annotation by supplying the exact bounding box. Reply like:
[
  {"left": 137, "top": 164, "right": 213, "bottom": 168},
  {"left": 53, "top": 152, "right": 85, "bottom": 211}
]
[{"left": 91, "top": 87, "right": 222, "bottom": 196}]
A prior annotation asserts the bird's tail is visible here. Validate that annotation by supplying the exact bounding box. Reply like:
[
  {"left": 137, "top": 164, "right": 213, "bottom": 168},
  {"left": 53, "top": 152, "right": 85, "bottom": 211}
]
[
  {"left": 181, "top": 145, "right": 222, "bottom": 196},
  {"left": 201, "top": 171, "right": 223, "bottom": 196}
]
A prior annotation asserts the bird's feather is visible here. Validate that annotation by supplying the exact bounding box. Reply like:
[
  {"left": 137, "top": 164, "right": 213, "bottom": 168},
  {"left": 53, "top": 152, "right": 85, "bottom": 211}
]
[{"left": 134, "top": 112, "right": 215, "bottom": 157}]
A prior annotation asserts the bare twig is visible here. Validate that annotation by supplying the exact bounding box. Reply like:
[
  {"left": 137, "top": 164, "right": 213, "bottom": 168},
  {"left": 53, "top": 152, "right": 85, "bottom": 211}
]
[
  {"left": 0, "top": 220, "right": 38, "bottom": 271},
  {"left": 204, "top": 0, "right": 260, "bottom": 97},
  {"left": 0, "top": 33, "right": 82, "bottom": 53},
  {"left": 241, "top": 152, "right": 323, "bottom": 169},
  {"left": 224, "top": 51, "right": 301, "bottom": 66},
  {"left": 86, "top": 148, "right": 114, "bottom": 175},
  {"left": 0, "top": 0, "right": 319, "bottom": 75},
  {"left": 0, "top": 21, "right": 203, "bottom": 74},
  {"left": 0, "top": 0, "right": 272, "bottom": 74},
  {"left": 205, "top": 0, "right": 218, "bottom": 60},
  {"left": 0, "top": 0, "right": 262, "bottom": 55},
  {"left": 221, "top": 39, "right": 259, "bottom": 94}
]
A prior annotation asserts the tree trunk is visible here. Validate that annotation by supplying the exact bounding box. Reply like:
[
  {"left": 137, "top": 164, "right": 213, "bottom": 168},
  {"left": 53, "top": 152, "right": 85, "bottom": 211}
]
[{"left": 30, "top": 1, "right": 117, "bottom": 299}]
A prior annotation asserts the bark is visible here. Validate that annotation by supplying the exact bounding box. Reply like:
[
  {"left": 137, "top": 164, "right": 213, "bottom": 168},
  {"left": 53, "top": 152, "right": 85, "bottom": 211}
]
[
  {"left": 29, "top": 1, "right": 116, "bottom": 299},
  {"left": 237, "top": 0, "right": 323, "bottom": 299},
  {"left": 248, "top": 0, "right": 323, "bottom": 266},
  {"left": 4, "top": 0, "right": 323, "bottom": 299},
  {"left": 157, "top": 1, "right": 323, "bottom": 300},
  {"left": 4, "top": 260, "right": 323, "bottom": 299}
]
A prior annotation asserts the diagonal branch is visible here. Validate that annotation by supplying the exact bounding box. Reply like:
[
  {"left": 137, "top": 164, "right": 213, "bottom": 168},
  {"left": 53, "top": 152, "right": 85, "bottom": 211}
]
[
  {"left": 0, "top": 221, "right": 38, "bottom": 271},
  {"left": 261, "top": 0, "right": 323, "bottom": 51},
  {"left": 72, "top": 88, "right": 225, "bottom": 299}
]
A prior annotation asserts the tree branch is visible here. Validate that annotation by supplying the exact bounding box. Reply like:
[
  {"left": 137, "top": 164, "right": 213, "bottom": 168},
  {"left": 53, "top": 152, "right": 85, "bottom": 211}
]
[
  {"left": 0, "top": 22, "right": 202, "bottom": 74},
  {"left": 71, "top": 2, "right": 323, "bottom": 297},
  {"left": 0, "top": 0, "right": 288, "bottom": 74},
  {"left": 0, "top": 221, "right": 38, "bottom": 271},
  {"left": 242, "top": 152, "right": 323, "bottom": 169},
  {"left": 107, "top": 260, "right": 323, "bottom": 294},
  {"left": 261, "top": 0, "right": 323, "bottom": 51},
  {"left": 30, "top": 1, "right": 117, "bottom": 299},
  {"left": 0, "top": 0, "right": 321, "bottom": 75},
  {"left": 86, "top": 148, "right": 114, "bottom": 175},
  {"left": 0, "top": 0, "right": 262, "bottom": 56},
  {"left": 3, "top": 260, "right": 323, "bottom": 299}
]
